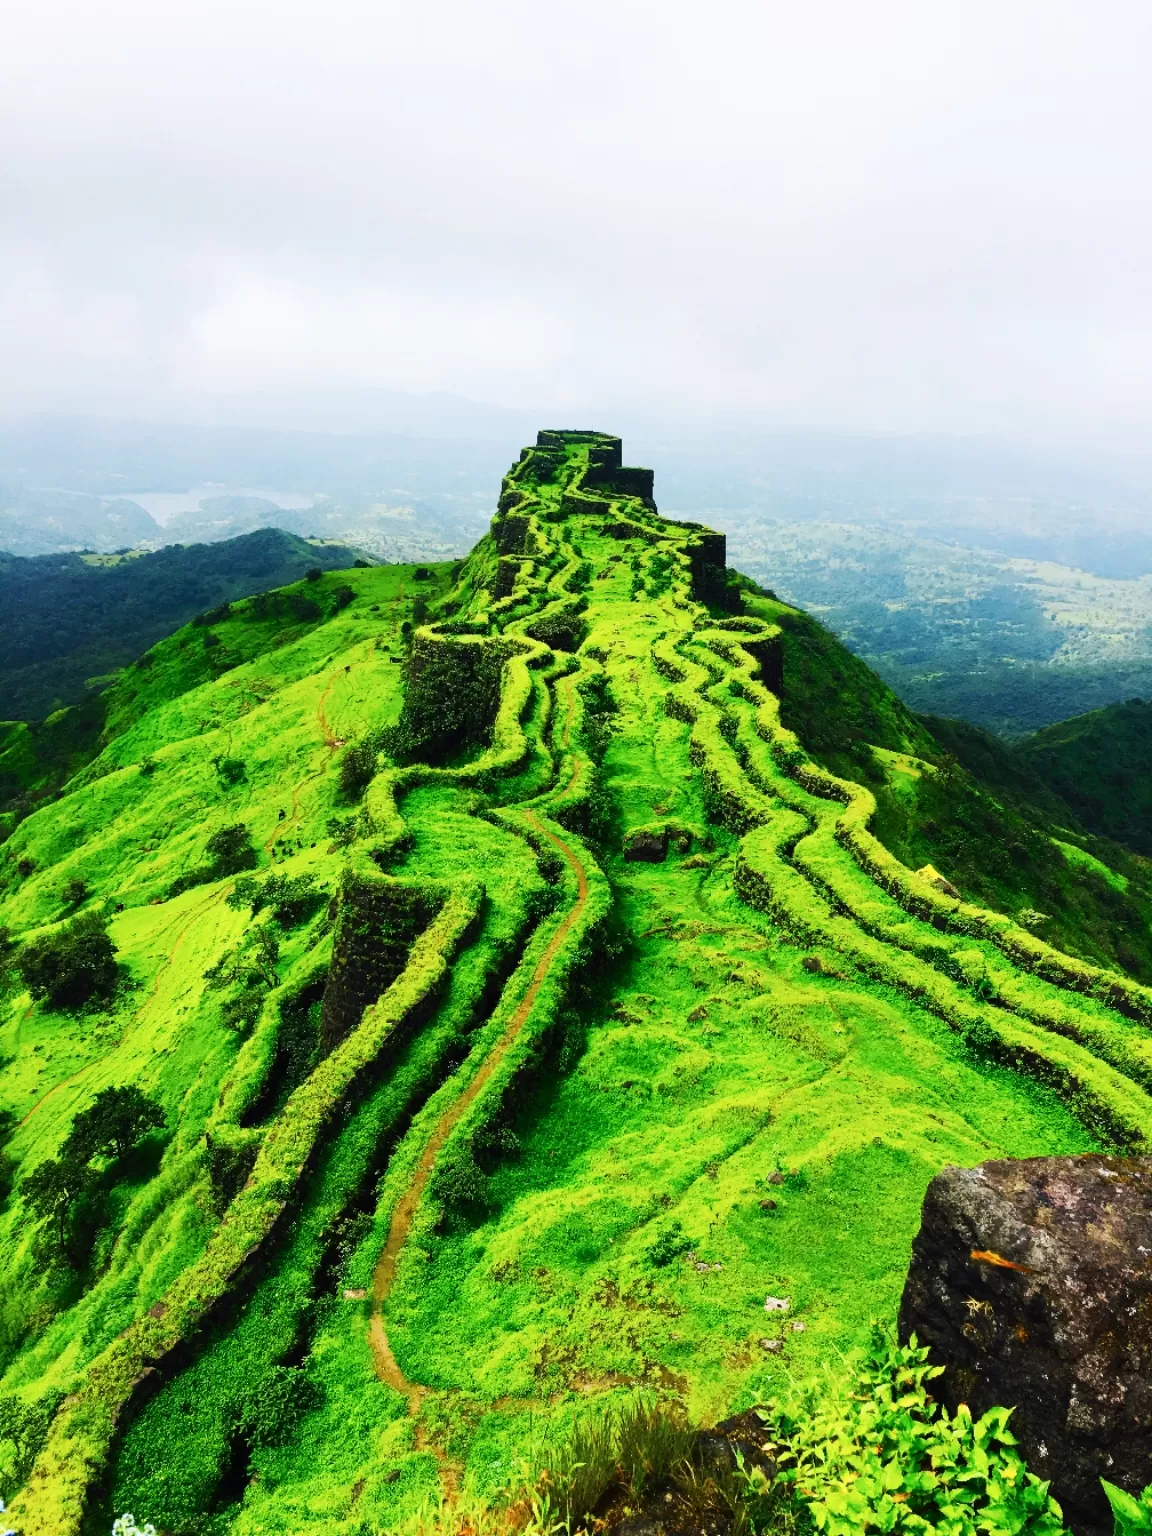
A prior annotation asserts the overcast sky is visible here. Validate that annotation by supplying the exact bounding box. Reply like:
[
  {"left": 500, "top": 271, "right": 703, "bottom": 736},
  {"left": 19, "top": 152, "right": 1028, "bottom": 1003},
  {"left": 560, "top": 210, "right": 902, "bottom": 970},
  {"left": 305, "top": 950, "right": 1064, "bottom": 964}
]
[{"left": 3, "top": 0, "right": 1152, "bottom": 447}]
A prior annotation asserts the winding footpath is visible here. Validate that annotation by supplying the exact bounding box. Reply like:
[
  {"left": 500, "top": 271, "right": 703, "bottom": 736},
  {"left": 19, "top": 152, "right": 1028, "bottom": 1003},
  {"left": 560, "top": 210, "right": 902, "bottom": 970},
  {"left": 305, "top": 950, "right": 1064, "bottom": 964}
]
[{"left": 368, "top": 673, "right": 590, "bottom": 1410}]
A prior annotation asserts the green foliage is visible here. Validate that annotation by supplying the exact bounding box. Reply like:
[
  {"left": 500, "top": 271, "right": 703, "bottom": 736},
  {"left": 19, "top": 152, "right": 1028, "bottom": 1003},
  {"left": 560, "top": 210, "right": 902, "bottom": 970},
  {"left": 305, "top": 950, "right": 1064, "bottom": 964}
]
[
  {"left": 168, "top": 821, "right": 257, "bottom": 897},
  {"left": 212, "top": 754, "right": 246, "bottom": 785},
  {"left": 578, "top": 668, "right": 618, "bottom": 764},
  {"left": 515, "top": 1393, "right": 698, "bottom": 1527},
  {"left": 236, "top": 1364, "right": 323, "bottom": 1450},
  {"left": 247, "top": 587, "right": 322, "bottom": 624},
  {"left": 227, "top": 871, "right": 324, "bottom": 926},
  {"left": 0, "top": 1111, "right": 16, "bottom": 1208},
  {"left": 204, "top": 924, "right": 280, "bottom": 1030},
  {"left": 0, "top": 1391, "right": 61, "bottom": 1501},
  {"left": 204, "top": 1130, "right": 260, "bottom": 1215},
  {"left": 1102, "top": 1480, "right": 1152, "bottom": 1536},
  {"left": 643, "top": 1219, "right": 695, "bottom": 1268},
  {"left": 193, "top": 601, "right": 232, "bottom": 627},
  {"left": 16, "top": 909, "right": 118, "bottom": 1009},
  {"left": 770, "top": 1328, "right": 1065, "bottom": 1536},
  {"left": 68, "top": 1086, "right": 165, "bottom": 1162},
  {"left": 340, "top": 728, "right": 389, "bottom": 800},
  {"left": 327, "top": 813, "right": 358, "bottom": 847},
  {"left": 614, "top": 1394, "right": 696, "bottom": 1498},
  {"left": 206, "top": 822, "right": 256, "bottom": 872},
  {"left": 20, "top": 1085, "right": 164, "bottom": 1260},
  {"left": 21, "top": 1152, "right": 95, "bottom": 1254}
]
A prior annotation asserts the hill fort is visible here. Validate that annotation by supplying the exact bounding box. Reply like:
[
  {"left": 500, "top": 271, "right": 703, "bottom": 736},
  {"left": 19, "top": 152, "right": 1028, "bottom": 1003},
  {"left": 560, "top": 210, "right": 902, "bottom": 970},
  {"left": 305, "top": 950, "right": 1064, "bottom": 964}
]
[{"left": 2, "top": 432, "right": 1150, "bottom": 1534}]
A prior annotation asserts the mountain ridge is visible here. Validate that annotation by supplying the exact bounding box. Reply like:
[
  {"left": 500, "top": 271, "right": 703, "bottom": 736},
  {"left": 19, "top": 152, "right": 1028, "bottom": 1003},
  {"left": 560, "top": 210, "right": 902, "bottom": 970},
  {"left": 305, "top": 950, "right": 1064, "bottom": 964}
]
[{"left": 2, "top": 432, "right": 1150, "bottom": 1535}]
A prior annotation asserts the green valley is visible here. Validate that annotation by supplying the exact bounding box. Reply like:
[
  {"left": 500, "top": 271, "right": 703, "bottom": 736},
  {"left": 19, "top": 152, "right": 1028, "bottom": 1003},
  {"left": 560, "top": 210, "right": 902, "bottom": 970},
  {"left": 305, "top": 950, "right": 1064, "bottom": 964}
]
[{"left": 1, "top": 433, "right": 1150, "bottom": 1535}]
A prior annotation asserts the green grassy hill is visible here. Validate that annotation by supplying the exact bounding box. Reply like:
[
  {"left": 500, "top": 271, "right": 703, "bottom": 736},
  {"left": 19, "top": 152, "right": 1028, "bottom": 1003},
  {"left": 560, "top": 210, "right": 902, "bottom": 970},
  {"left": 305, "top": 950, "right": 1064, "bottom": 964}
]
[
  {"left": 0, "top": 527, "right": 370, "bottom": 722},
  {"left": 2, "top": 434, "right": 1151, "bottom": 1535}
]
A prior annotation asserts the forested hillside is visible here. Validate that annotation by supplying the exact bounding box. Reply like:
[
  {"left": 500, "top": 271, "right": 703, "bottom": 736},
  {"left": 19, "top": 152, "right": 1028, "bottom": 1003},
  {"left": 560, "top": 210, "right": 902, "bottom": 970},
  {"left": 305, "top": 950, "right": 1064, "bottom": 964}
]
[
  {"left": 2, "top": 434, "right": 1151, "bottom": 1536},
  {"left": 1015, "top": 699, "right": 1152, "bottom": 855},
  {"left": 0, "top": 528, "right": 370, "bottom": 721}
]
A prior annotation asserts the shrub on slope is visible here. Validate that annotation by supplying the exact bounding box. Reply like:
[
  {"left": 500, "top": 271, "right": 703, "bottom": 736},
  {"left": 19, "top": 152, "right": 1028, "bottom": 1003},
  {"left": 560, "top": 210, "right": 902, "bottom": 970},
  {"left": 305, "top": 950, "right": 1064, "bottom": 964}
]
[{"left": 16, "top": 909, "right": 118, "bottom": 1010}]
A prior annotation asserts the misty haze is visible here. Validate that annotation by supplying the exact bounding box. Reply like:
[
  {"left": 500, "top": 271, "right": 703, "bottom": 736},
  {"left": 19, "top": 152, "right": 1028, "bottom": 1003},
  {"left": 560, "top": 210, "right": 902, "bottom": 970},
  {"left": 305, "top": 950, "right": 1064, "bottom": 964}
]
[{"left": 3, "top": 6, "right": 1152, "bottom": 1536}]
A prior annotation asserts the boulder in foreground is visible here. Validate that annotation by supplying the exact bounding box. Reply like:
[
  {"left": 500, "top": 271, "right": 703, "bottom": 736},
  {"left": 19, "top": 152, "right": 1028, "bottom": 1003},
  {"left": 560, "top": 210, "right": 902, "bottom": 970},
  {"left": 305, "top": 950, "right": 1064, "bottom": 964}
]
[{"left": 899, "top": 1155, "right": 1152, "bottom": 1535}]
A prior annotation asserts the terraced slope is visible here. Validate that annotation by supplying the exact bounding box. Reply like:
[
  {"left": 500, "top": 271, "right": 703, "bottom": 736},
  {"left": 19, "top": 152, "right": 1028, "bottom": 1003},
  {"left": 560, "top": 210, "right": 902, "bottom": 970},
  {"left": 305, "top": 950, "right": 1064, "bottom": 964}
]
[{"left": 2, "top": 434, "right": 1151, "bottom": 1534}]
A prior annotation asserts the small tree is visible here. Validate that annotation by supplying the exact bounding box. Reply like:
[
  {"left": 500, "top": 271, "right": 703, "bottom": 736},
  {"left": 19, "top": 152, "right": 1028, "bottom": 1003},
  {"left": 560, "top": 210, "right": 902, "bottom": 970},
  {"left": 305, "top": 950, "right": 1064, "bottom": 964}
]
[
  {"left": 60, "top": 877, "right": 88, "bottom": 908},
  {"left": 205, "top": 824, "right": 256, "bottom": 874},
  {"left": 22, "top": 1085, "right": 164, "bottom": 1259},
  {"left": 339, "top": 730, "right": 388, "bottom": 801},
  {"left": 226, "top": 873, "right": 322, "bottom": 927},
  {"left": 212, "top": 756, "right": 246, "bottom": 786},
  {"left": 0, "top": 1110, "right": 16, "bottom": 1208},
  {"left": 67, "top": 1085, "right": 165, "bottom": 1162},
  {"left": 22, "top": 1151, "right": 94, "bottom": 1251},
  {"left": 205, "top": 926, "right": 280, "bottom": 992},
  {"left": 204, "top": 926, "right": 280, "bottom": 1031},
  {"left": 17, "top": 911, "right": 118, "bottom": 1010},
  {"left": 167, "top": 823, "right": 257, "bottom": 899}
]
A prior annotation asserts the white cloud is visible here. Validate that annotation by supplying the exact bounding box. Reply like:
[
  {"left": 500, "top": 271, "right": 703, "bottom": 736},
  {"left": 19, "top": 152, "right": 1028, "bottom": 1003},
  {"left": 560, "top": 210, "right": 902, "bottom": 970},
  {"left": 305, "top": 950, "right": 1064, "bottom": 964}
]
[
  {"left": 184, "top": 275, "right": 571, "bottom": 393},
  {"left": 2, "top": 0, "right": 1152, "bottom": 441}
]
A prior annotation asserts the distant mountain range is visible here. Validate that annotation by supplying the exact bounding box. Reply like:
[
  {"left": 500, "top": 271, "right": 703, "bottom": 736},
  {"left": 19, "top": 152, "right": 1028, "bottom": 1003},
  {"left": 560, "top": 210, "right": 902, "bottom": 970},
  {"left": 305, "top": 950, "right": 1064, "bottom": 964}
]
[
  {"left": 7, "top": 411, "right": 1152, "bottom": 738},
  {"left": 0, "top": 489, "right": 163, "bottom": 557}
]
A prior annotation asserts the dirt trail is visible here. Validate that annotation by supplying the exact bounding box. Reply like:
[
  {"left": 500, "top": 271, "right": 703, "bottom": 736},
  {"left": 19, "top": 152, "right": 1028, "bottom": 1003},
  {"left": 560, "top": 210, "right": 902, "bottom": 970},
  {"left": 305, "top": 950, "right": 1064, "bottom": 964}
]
[{"left": 368, "top": 674, "right": 587, "bottom": 1409}]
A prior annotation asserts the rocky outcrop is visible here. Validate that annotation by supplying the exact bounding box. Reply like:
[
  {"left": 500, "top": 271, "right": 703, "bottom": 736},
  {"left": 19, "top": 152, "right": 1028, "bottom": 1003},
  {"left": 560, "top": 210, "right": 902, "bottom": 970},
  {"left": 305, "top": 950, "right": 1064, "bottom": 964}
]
[
  {"left": 899, "top": 1155, "right": 1152, "bottom": 1535},
  {"left": 623, "top": 826, "right": 669, "bottom": 862}
]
